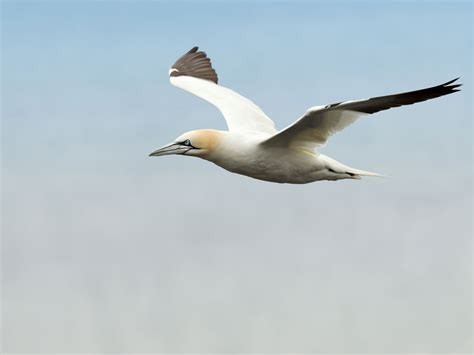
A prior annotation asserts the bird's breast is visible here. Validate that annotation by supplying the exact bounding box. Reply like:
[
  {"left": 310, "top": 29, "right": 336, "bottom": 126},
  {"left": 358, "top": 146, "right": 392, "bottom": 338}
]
[{"left": 209, "top": 143, "right": 320, "bottom": 183}]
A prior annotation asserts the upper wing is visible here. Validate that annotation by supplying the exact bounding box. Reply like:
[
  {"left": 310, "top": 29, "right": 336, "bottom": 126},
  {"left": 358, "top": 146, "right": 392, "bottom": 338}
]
[
  {"left": 261, "top": 78, "right": 461, "bottom": 150},
  {"left": 169, "top": 47, "right": 277, "bottom": 134}
]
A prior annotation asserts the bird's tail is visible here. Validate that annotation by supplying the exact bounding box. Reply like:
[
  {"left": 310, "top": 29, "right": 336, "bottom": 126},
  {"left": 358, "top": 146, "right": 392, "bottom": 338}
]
[
  {"left": 320, "top": 154, "right": 384, "bottom": 179},
  {"left": 345, "top": 167, "right": 384, "bottom": 178}
]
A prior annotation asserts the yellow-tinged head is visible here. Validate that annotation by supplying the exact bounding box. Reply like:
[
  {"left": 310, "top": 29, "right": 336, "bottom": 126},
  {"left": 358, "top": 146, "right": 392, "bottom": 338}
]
[{"left": 149, "top": 129, "right": 222, "bottom": 158}]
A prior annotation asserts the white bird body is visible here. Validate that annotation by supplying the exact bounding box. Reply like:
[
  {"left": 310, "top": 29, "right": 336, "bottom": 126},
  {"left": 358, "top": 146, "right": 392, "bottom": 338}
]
[
  {"left": 150, "top": 47, "right": 461, "bottom": 184},
  {"left": 208, "top": 130, "right": 321, "bottom": 184},
  {"left": 197, "top": 130, "right": 371, "bottom": 183}
]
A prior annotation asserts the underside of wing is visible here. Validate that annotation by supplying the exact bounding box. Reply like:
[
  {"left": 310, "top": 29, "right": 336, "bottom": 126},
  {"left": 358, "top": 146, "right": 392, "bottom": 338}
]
[
  {"left": 169, "top": 47, "right": 277, "bottom": 134},
  {"left": 262, "top": 78, "right": 461, "bottom": 149}
]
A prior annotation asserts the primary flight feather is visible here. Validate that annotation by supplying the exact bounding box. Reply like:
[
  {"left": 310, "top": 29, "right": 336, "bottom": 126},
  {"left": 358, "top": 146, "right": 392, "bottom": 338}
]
[{"left": 150, "top": 46, "right": 461, "bottom": 184}]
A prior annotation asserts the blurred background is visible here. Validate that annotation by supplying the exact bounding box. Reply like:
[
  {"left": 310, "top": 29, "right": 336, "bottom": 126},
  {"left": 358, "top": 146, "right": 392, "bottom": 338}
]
[{"left": 1, "top": 1, "right": 472, "bottom": 353}]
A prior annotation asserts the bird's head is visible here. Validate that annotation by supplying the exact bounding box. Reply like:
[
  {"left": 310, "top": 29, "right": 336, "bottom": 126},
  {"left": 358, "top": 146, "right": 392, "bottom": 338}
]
[{"left": 149, "top": 129, "right": 221, "bottom": 159}]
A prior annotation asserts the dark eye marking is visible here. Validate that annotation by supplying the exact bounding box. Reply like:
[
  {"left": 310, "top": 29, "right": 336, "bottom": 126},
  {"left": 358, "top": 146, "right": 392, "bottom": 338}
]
[{"left": 178, "top": 139, "right": 198, "bottom": 149}]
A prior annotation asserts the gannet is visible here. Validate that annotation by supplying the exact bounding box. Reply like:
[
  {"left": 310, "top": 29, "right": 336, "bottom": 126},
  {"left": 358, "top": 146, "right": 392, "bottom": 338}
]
[{"left": 149, "top": 47, "right": 461, "bottom": 184}]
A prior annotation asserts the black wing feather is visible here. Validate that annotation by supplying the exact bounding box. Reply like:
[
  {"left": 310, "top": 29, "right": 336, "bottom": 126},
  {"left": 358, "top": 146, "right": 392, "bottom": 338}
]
[
  {"left": 334, "top": 78, "right": 461, "bottom": 114},
  {"left": 170, "top": 46, "right": 218, "bottom": 84}
]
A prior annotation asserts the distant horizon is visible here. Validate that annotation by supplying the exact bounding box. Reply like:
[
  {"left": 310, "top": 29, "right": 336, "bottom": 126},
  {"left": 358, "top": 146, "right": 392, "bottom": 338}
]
[{"left": 2, "top": 0, "right": 472, "bottom": 353}]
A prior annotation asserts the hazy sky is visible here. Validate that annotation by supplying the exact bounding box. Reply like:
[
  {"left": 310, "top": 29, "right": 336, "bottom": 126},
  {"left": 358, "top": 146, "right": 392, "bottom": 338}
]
[{"left": 2, "top": 0, "right": 473, "bottom": 353}]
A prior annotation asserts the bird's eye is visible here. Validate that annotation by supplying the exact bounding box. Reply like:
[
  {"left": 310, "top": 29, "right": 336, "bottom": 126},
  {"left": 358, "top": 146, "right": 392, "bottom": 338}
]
[{"left": 183, "top": 139, "right": 191, "bottom": 146}]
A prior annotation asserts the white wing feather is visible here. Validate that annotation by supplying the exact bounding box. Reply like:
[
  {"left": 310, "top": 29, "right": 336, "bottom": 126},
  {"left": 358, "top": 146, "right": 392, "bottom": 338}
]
[
  {"left": 261, "top": 107, "right": 362, "bottom": 150},
  {"left": 168, "top": 47, "right": 276, "bottom": 134},
  {"left": 170, "top": 76, "right": 277, "bottom": 134}
]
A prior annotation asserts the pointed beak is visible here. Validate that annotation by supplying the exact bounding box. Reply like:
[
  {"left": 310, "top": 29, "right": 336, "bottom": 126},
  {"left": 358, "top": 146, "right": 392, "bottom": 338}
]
[{"left": 149, "top": 142, "right": 189, "bottom": 157}]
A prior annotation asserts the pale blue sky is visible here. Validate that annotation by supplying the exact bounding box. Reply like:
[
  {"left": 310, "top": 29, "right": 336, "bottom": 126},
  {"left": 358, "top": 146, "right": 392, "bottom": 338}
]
[{"left": 2, "top": 1, "right": 473, "bottom": 353}]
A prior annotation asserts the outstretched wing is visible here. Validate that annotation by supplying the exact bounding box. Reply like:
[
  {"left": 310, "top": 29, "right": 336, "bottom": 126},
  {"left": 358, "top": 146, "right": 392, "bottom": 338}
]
[
  {"left": 169, "top": 47, "right": 277, "bottom": 134},
  {"left": 261, "top": 78, "right": 461, "bottom": 150}
]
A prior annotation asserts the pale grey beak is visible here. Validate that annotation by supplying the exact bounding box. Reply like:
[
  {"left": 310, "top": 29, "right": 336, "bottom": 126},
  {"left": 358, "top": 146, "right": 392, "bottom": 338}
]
[{"left": 149, "top": 142, "right": 190, "bottom": 157}]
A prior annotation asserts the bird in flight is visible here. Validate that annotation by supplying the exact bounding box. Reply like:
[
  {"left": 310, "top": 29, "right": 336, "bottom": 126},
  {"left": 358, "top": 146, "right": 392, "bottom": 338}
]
[{"left": 149, "top": 47, "right": 461, "bottom": 184}]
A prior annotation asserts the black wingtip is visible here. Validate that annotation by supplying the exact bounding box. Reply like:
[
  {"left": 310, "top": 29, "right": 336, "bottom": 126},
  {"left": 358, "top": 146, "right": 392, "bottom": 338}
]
[
  {"left": 443, "top": 77, "right": 460, "bottom": 86},
  {"left": 171, "top": 46, "right": 218, "bottom": 84},
  {"left": 440, "top": 78, "right": 462, "bottom": 95}
]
